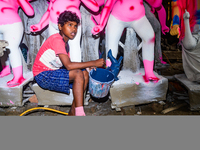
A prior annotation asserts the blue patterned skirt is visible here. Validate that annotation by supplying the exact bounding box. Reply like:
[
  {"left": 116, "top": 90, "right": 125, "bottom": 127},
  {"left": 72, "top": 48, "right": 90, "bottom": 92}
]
[{"left": 34, "top": 69, "right": 73, "bottom": 94}]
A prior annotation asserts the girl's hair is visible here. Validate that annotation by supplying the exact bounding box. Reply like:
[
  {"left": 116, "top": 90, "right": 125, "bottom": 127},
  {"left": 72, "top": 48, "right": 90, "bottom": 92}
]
[{"left": 58, "top": 10, "right": 80, "bottom": 27}]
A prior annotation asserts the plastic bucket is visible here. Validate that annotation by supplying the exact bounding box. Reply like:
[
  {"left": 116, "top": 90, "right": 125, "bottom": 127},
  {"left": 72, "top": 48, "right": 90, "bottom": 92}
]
[{"left": 89, "top": 68, "right": 114, "bottom": 98}]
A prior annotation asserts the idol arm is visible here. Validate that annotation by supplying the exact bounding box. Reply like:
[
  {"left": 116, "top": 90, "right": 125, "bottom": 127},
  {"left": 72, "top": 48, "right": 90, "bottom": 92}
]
[
  {"left": 91, "top": 0, "right": 117, "bottom": 35},
  {"left": 81, "top": 0, "right": 99, "bottom": 12},
  {"left": 18, "top": 0, "right": 34, "bottom": 16},
  {"left": 30, "top": 0, "right": 53, "bottom": 32}
]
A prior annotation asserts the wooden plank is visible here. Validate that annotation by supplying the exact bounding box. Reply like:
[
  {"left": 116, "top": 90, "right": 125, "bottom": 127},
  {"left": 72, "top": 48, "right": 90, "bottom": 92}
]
[
  {"left": 162, "top": 51, "right": 182, "bottom": 60},
  {"left": 161, "top": 103, "right": 188, "bottom": 114}
]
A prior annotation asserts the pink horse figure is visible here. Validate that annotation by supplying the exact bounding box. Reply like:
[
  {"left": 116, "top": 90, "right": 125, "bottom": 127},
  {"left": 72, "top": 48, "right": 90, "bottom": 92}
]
[
  {"left": 30, "top": 0, "right": 99, "bottom": 62},
  {"left": 0, "top": 0, "right": 34, "bottom": 87},
  {"left": 92, "top": 0, "right": 168, "bottom": 82}
]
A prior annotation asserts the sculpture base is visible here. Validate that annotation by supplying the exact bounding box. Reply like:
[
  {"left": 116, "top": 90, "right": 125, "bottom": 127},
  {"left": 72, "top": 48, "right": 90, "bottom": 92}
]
[
  {"left": 0, "top": 71, "right": 33, "bottom": 106},
  {"left": 175, "top": 74, "right": 200, "bottom": 111},
  {"left": 32, "top": 83, "right": 89, "bottom": 106},
  {"left": 110, "top": 69, "right": 168, "bottom": 111}
]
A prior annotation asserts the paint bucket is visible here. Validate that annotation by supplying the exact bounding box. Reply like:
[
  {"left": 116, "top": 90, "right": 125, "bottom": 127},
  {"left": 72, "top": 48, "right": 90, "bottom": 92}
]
[{"left": 89, "top": 68, "right": 114, "bottom": 98}]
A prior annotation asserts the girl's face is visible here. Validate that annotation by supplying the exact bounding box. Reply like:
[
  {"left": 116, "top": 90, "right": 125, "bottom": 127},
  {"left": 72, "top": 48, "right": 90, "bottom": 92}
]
[{"left": 59, "top": 21, "right": 78, "bottom": 42}]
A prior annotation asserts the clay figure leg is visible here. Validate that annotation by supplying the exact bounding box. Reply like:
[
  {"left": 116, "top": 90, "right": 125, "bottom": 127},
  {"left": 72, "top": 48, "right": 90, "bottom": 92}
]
[
  {"left": 130, "top": 16, "right": 154, "bottom": 61},
  {"left": 49, "top": 21, "right": 82, "bottom": 62},
  {"left": 105, "top": 14, "right": 158, "bottom": 81},
  {"left": 144, "top": 2, "right": 167, "bottom": 66},
  {"left": 105, "top": 15, "right": 126, "bottom": 67},
  {"left": 49, "top": 21, "right": 59, "bottom": 36},
  {"left": 0, "top": 22, "right": 25, "bottom": 86},
  {"left": 80, "top": 5, "right": 100, "bottom": 62},
  {"left": 130, "top": 16, "right": 158, "bottom": 81},
  {"left": 68, "top": 24, "right": 82, "bottom": 62}
]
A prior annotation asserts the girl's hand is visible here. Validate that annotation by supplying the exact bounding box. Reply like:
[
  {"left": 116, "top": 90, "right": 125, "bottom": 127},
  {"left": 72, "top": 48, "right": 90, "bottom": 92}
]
[
  {"left": 86, "top": 66, "right": 97, "bottom": 72},
  {"left": 94, "top": 58, "right": 106, "bottom": 68}
]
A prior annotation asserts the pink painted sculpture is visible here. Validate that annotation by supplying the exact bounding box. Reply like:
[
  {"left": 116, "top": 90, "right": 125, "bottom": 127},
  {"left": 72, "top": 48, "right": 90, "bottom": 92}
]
[
  {"left": 147, "top": 0, "right": 169, "bottom": 35},
  {"left": 30, "top": 0, "right": 99, "bottom": 62},
  {"left": 170, "top": 0, "right": 197, "bottom": 41},
  {"left": 92, "top": 0, "right": 168, "bottom": 82},
  {"left": 0, "top": 0, "right": 34, "bottom": 87}
]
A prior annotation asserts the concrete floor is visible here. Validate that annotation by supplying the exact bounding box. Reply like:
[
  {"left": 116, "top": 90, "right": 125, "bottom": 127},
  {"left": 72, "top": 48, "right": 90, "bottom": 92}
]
[
  {"left": 1, "top": 90, "right": 200, "bottom": 116},
  {"left": 1, "top": 64, "right": 200, "bottom": 116}
]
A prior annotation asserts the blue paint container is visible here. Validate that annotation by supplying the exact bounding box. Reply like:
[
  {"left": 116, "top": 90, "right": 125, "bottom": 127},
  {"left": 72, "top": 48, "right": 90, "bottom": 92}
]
[{"left": 89, "top": 68, "right": 114, "bottom": 98}]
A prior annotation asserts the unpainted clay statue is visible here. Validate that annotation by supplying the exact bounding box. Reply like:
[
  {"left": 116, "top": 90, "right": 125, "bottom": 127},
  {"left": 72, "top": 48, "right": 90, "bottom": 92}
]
[{"left": 181, "top": 10, "right": 200, "bottom": 82}]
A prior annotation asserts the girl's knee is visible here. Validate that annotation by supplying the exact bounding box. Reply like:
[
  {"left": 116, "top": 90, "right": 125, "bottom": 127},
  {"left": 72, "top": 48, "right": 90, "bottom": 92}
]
[
  {"left": 70, "top": 69, "right": 85, "bottom": 81},
  {"left": 75, "top": 69, "right": 84, "bottom": 78},
  {"left": 73, "top": 70, "right": 85, "bottom": 84}
]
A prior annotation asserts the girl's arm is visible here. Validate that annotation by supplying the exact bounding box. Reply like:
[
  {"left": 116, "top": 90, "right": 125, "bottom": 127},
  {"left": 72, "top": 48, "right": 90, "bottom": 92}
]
[{"left": 58, "top": 54, "right": 105, "bottom": 70}]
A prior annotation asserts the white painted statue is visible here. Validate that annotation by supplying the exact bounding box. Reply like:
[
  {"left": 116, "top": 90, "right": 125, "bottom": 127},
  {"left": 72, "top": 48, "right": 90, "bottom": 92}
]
[
  {"left": 92, "top": 0, "right": 169, "bottom": 82},
  {"left": 0, "top": 0, "right": 34, "bottom": 87}
]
